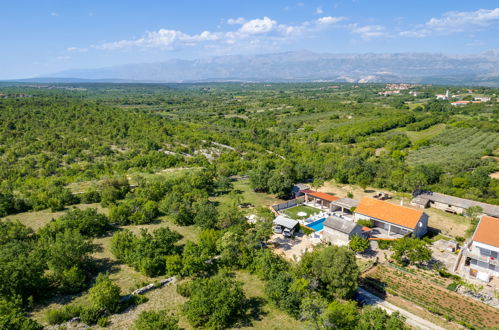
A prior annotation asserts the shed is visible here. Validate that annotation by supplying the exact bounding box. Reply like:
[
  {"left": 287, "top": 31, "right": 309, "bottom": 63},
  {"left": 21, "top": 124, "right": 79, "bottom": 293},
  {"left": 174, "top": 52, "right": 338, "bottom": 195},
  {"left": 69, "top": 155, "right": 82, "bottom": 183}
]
[
  {"left": 273, "top": 215, "right": 299, "bottom": 230},
  {"left": 322, "top": 215, "right": 363, "bottom": 246}
]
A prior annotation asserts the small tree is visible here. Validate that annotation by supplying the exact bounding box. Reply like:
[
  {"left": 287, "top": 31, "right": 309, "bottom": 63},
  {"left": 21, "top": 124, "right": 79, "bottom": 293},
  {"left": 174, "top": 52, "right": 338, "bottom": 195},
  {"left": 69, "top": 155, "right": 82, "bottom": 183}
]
[
  {"left": 391, "top": 237, "right": 431, "bottom": 266},
  {"left": 357, "top": 307, "right": 409, "bottom": 329},
  {"left": 349, "top": 235, "right": 370, "bottom": 253},
  {"left": 89, "top": 273, "right": 121, "bottom": 313},
  {"left": 179, "top": 274, "right": 246, "bottom": 329},
  {"left": 320, "top": 300, "right": 359, "bottom": 330},
  {"left": 300, "top": 293, "right": 328, "bottom": 329}
]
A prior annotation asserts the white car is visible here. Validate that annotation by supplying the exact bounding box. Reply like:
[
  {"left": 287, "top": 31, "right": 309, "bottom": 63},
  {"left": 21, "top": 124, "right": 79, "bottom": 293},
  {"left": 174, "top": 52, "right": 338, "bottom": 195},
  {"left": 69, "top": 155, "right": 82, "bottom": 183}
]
[
  {"left": 283, "top": 228, "right": 294, "bottom": 238},
  {"left": 274, "top": 225, "right": 284, "bottom": 234}
]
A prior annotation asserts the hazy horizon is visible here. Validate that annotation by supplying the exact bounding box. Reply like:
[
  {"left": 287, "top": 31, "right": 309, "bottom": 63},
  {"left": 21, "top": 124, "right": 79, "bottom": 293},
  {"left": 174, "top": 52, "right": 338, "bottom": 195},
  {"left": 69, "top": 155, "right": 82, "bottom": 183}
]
[{"left": 1, "top": 1, "right": 499, "bottom": 79}]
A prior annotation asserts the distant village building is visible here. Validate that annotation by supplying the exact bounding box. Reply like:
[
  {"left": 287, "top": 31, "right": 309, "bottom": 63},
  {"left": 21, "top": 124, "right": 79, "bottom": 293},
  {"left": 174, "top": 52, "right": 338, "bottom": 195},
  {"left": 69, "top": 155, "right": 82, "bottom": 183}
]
[
  {"left": 464, "top": 215, "right": 499, "bottom": 281},
  {"left": 474, "top": 96, "right": 491, "bottom": 102},
  {"left": 322, "top": 215, "right": 364, "bottom": 246},
  {"left": 436, "top": 90, "right": 449, "bottom": 100},
  {"left": 411, "top": 191, "right": 499, "bottom": 218},
  {"left": 450, "top": 100, "right": 482, "bottom": 106},
  {"left": 355, "top": 198, "right": 428, "bottom": 238},
  {"left": 378, "top": 90, "right": 400, "bottom": 96}
]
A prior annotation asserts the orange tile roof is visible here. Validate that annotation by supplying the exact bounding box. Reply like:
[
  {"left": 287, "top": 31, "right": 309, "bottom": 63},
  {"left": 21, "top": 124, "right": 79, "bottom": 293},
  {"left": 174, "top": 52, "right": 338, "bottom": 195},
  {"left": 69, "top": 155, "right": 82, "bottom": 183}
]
[
  {"left": 473, "top": 215, "right": 499, "bottom": 248},
  {"left": 355, "top": 198, "right": 424, "bottom": 229},
  {"left": 306, "top": 191, "right": 340, "bottom": 202}
]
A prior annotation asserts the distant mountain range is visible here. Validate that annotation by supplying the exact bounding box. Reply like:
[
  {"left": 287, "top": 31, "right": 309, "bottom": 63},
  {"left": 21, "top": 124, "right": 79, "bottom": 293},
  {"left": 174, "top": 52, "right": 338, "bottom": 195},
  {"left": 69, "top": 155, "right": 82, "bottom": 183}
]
[{"left": 23, "top": 51, "right": 499, "bottom": 86}]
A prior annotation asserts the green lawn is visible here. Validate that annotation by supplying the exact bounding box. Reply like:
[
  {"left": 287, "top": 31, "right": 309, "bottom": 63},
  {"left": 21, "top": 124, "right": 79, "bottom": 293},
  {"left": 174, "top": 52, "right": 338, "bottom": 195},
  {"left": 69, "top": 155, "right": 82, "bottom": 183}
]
[{"left": 282, "top": 205, "right": 319, "bottom": 220}]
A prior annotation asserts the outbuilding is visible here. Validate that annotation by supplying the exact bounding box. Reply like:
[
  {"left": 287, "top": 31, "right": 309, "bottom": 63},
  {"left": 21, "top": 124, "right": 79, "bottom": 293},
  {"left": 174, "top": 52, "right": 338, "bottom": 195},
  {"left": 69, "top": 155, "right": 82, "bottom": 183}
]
[{"left": 322, "top": 215, "right": 363, "bottom": 246}]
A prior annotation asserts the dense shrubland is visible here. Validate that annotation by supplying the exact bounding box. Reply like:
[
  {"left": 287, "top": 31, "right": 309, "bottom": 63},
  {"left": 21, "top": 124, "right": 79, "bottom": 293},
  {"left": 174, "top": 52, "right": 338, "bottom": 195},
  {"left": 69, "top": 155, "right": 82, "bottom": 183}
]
[{"left": 0, "top": 82, "right": 497, "bottom": 328}]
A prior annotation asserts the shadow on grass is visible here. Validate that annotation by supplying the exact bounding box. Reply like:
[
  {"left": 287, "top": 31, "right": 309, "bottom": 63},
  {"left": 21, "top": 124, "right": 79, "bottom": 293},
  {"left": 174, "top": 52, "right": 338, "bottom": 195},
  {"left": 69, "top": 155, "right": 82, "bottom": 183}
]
[
  {"left": 239, "top": 296, "right": 267, "bottom": 327},
  {"left": 359, "top": 277, "right": 388, "bottom": 301}
]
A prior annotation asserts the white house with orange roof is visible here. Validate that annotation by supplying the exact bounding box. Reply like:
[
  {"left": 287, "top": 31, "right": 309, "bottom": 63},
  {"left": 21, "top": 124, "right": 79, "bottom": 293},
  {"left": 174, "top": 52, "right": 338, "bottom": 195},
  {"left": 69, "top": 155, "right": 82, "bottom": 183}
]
[
  {"left": 354, "top": 197, "right": 428, "bottom": 238},
  {"left": 464, "top": 215, "right": 499, "bottom": 280}
]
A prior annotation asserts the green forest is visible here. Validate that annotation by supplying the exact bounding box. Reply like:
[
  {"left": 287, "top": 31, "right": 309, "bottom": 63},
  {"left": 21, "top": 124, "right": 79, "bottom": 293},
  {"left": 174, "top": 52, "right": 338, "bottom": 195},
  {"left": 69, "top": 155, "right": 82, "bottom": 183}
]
[{"left": 0, "top": 82, "right": 497, "bottom": 329}]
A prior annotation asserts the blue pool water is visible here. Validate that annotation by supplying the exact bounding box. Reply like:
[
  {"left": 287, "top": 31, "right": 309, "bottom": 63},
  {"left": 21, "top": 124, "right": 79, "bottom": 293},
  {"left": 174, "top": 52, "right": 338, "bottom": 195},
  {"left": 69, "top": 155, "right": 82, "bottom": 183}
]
[{"left": 306, "top": 218, "right": 326, "bottom": 232}]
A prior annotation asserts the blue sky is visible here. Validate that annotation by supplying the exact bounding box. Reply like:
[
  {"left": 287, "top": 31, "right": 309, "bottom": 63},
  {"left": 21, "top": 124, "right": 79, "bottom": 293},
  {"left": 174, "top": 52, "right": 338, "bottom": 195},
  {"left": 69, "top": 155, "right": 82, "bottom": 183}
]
[{"left": 1, "top": 0, "right": 498, "bottom": 79}]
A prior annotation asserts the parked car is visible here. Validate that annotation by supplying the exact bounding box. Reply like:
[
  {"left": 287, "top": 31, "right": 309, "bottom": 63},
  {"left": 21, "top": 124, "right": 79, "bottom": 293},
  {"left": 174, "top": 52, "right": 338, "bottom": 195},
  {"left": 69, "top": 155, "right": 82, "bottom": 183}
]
[
  {"left": 283, "top": 228, "right": 294, "bottom": 238},
  {"left": 274, "top": 225, "right": 283, "bottom": 234}
]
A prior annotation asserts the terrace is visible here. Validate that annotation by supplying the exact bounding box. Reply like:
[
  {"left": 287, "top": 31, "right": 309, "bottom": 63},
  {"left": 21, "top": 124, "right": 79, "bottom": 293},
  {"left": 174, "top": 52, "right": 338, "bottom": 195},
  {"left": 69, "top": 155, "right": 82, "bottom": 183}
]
[{"left": 368, "top": 226, "right": 404, "bottom": 240}]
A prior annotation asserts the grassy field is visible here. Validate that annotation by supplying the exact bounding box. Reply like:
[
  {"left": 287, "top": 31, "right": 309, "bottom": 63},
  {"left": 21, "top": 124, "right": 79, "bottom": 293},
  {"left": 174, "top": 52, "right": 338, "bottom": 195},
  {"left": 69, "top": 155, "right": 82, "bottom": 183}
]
[
  {"left": 67, "top": 167, "right": 198, "bottom": 193},
  {"left": 212, "top": 178, "right": 284, "bottom": 211},
  {"left": 405, "top": 123, "right": 446, "bottom": 143},
  {"left": 0, "top": 203, "right": 107, "bottom": 230},
  {"left": 362, "top": 265, "right": 499, "bottom": 329},
  {"left": 233, "top": 271, "right": 305, "bottom": 330},
  {"left": 282, "top": 205, "right": 319, "bottom": 220}
]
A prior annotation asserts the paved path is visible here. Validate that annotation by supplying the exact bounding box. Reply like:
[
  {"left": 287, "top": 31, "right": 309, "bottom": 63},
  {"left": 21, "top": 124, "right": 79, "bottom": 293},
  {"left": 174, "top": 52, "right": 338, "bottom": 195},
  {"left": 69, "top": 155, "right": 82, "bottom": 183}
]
[{"left": 356, "top": 288, "right": 446, "bottom": 330}]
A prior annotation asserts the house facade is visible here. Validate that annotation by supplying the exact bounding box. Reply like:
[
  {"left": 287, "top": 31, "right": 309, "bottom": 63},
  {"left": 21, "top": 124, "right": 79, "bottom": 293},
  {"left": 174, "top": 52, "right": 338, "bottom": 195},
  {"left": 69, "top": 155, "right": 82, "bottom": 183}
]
[
  {"left": 465, "top": 215, "right": 499, "bottom": 280},
  {"left": 322, "top": 215, "right": 363, "bottom": 246},
  {"left": 355, "top": 198, "right": 428, "bottom": 238}
]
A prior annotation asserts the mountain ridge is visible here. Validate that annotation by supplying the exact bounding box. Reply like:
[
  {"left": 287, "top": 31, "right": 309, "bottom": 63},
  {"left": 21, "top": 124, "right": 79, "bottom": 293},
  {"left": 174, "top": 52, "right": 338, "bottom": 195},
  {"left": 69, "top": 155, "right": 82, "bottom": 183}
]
[{"left": 27, "top": 51, "right": 499, "bottom": 86}]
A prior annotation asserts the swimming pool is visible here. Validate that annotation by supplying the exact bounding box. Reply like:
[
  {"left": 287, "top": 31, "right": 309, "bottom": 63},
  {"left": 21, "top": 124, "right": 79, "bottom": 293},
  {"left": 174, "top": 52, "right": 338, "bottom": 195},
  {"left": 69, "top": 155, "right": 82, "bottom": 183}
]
[{"left": 306, "top": 218, "right": 326, "bottom": 232}]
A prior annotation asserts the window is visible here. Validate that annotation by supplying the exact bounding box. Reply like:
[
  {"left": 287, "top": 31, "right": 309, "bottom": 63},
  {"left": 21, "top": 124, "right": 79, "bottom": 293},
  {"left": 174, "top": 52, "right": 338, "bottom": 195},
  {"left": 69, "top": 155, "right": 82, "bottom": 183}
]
[{"left": 479, "top": 247, "right": 491, "bottom": 256}]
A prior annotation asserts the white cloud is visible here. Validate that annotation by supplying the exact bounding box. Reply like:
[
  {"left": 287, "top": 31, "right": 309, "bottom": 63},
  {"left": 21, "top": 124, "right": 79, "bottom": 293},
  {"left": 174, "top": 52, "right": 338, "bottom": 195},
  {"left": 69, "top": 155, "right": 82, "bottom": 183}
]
[
  {"left": 350, "top": 24, "right": 386, "bottom": 39},
  {"left": 400, "top": 8, "right": 499, "bottom": 37},
  {"left": 316, "top": 7, "right": 324, "bottom": 15},
  {"left": 91, "top": 15, "right": 348, "bottom": 51},
  {"left": 95, "top": 29, "right": 219, "bottom": 50},
  {"left": 239, "top": 17, "right": 277, "bottom": 34},
  {"left": 227, "top": 17, "right": 246, "bottom": 25},
  {"left": 67, "top": 47, "right": 88, "bottom": 52},
  {"left": 50, "top": 12, "right": 59, "bottom": 17},
  {"left": 56, "top": 55, "right": 70, "bottom": 60},
  {"left": 316, "top": 16, "right": 345, "bottom": 25}
]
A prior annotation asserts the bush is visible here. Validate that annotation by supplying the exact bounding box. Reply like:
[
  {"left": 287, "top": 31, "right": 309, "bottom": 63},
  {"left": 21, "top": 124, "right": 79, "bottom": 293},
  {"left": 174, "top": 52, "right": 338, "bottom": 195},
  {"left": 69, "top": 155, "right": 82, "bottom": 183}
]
[
  {"left": 447, "top": 282, "right": 459, "bottom": 292},
  {"left": 377, "top": 240, "right": 393, "bottom": 250},
  {"left": 97, "top": 316, "right": 108, "bottom": 327},
  {"left": 0, "top": 298, "right": 44, "bottom": 330},
  {"left": 79, "top": 306, "right": 103, "bottom": 325},
  {"left": 180, "top": 274, "right": 246, "bottom": 329},
  {"left": 88, "top": 273, "right": 121, "bottom": 313},
  {"left": 45, "top": 305, "right": 82, "bottom": 325},
  {"left": 357, "top": 219, "right": 373, "bottom": 228},
  {"left": 133, "top": 310, "right": 180, "bottom": 330}
]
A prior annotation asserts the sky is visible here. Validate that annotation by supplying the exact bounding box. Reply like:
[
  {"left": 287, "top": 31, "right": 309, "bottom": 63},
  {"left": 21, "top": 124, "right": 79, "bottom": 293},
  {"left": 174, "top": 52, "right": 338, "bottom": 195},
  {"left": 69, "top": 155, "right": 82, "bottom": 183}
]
[{"left": 1, "top": 0, "right": 499, "bottom": 79}]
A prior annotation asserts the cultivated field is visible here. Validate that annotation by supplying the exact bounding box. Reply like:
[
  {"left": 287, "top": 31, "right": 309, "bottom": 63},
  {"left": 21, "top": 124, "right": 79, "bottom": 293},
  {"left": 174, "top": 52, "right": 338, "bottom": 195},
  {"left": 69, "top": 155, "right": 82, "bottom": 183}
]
[
  {"left": 362, "top": 264, "right": 499, "bottom": 329},
  {"left": 407, "top": 127, "right": 499, "bottom": 167}
]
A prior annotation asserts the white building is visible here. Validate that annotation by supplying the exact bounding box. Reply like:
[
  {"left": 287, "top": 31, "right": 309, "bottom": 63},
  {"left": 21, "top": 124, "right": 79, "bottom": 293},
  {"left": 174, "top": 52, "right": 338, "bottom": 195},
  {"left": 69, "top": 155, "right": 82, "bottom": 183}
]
[
  {"left": 436, "top": 90, "right": 449, "bottom": 100},
  {"left": 355, "top": 198, "right": 428, "bottom": 238},
  {"left": 465, "top": 215, "right": 499, "bottom": 280}
]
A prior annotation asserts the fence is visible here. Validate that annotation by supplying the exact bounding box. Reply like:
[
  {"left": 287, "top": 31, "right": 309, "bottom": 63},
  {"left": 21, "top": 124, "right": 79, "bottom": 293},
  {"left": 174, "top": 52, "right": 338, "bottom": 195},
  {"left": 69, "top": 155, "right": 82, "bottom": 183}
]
[{"left": 271, "top": 197, "right": 305, "bottom": 213}]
